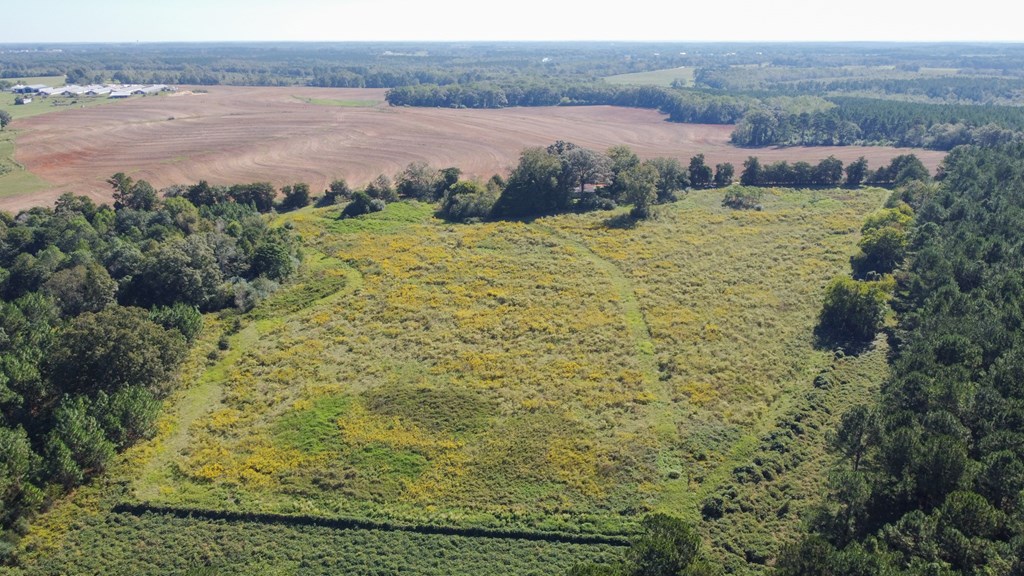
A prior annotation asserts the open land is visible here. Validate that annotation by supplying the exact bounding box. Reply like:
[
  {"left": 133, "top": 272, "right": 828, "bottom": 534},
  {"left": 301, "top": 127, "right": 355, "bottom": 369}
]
[
  {"left": 18, "top": 188, "right": 888, "bottom": 573},
  {"left": 3, "top": 86, "right": 946, "bottom": 212}
]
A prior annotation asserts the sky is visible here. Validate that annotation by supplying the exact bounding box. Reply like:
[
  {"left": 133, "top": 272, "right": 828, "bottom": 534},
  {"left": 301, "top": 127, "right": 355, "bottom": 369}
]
[{"left": 3, "top": 0, "right": 1024, "bottom": 44}]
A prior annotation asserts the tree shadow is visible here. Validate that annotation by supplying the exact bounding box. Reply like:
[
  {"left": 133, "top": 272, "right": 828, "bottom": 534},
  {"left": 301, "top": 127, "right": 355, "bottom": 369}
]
[
  {"left": 603, "top": 212, "right": 641, "bottom": 229},
  {"left": 812, "top": 324, "right": 876, "bottom": 356}
]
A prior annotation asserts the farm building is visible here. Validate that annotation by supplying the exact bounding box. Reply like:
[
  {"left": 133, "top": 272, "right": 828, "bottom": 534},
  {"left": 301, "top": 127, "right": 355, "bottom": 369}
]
[
  {"left": 86, "top": 86, "right": 111, "bottom": 96},
  {"left": 109, "top": 91, "right": 133, "bottom": 99},
  {"left": 61, "top": 85, "right": 88, "bottom": 96},
  {"left": 38, "top": 87, "right": 62, "bottom": 96},
  {"left": 132, "top": 85, "right": 167, "bottom": 95},
  {"left": 11, "top": 84, "right": 48, "bottom": 94}
]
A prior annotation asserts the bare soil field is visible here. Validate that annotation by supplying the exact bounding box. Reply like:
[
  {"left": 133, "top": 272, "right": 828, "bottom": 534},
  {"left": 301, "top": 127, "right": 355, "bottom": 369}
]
[{"left": 6, "top": 86, "right": 947, "bottom": 211}]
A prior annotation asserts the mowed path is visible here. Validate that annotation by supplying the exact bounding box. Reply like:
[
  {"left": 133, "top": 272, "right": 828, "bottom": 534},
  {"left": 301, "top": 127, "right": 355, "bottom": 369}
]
[{"left": 8, "top": 86, "right": 947, "bottom": 211}]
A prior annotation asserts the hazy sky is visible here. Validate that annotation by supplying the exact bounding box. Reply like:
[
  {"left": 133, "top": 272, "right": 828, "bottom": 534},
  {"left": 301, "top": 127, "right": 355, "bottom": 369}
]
[{"left": 4, "top": 0, "right": 1023, "bottom": 43}]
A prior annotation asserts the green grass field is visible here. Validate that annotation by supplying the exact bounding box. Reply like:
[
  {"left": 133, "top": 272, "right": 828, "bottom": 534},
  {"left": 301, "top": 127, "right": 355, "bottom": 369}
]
[
  {"left": 0, "top": 130, "right": 49, "bottom": 198},
  {"left": 1, "top": 75, "right": 65, "bottom": 88},
  {"left": 295, "top": 95, "right": 381, "bottom": 107},
  {"left": 603, "top": 67, "right": 695, "bottom": 87},
  {"left": 15, "top": 188, "right": 889, "bottom": 574}
]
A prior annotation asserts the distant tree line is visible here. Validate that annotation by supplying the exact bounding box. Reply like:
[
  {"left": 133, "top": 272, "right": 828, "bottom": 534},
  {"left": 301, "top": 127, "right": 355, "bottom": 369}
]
[
  {"left": 386, "top": 83, "right": 756, "bottom": 124},
  {"left": 730, "top": 97, "right": 1024, "bottom": 150},
  {"left": 0, "top": 177, "right": 302, "bottom": 560}
]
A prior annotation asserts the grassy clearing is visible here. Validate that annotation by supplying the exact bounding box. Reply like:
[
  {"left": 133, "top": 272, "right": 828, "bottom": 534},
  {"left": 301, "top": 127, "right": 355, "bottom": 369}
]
[
  {"left": 0, "top": 92, "right": 120, "bottom": 122},
  {"left": 130, "top": 189, "right": 883, "bottom": 533},
  {"left": 294, "top": 95, "right": 381, "bottom": 107},
  {"left": 1, "top": 75, "right": 65, "bottom": 88},
  {"left": 0, "top": 130, "right": 49, "bottom": 198},
  {"left": 603, "top": 67, "right": 695, "bottom": 87},
  {"left": 17, "top": 188, "right": 888, "bottom": 574}
]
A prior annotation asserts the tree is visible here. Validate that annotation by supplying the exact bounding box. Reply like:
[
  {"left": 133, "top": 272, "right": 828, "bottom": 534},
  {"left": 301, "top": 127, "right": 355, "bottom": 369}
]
[
  {"left": 722, "top": 187, "right": 764, "bottom": 210},
  {"left": 0, "top": 426, "right": 43, "bottom": 528},
  {"left": 136, "top": 235, "right": 226, "bottom": 309},
  {"left": 434, "top": 167, "right": 462, "bottom": 198},
  {"left": 318, "top": 178, "right": 352, "bottom": 207},
  {"left": 0, "top": 110, "right": 11, "bottom": 131},
  {"left": 604, "top": 145, "right": 641, "bottom": 201},
  {"left": 45, "top": 396, "right": 115, "bottom": 485},
  {"left": 688, "top": 154, "right": 713, "bottom": 189},
  {"left": 92, "top": 387, "right": 161, "bottom": 449},
  {"left": 184, "top": 180, "right": 227, "bottom": 207},
  {"left": 110, "top": 173, "right": 159, "bottom": 211},
  {"left": 438, "top": 180, "right": 496, "bottom": 222},
  {"left": 740, "top": 156, "right": 763, "bottom": 186},
  {"left": 149, "top": 303, "right": 204, "bottom": 343},
  {"left": 364, "top": 174, "right": 398, "bottom": 202},
  {"left": 645, "top": 157, "right": 688, "bottom": 203},
  {"left": 851, "top": 226, "right": 907, "bottom": 278},
  {"left": 714, "top": 163, "right": 735, "bottom": 187},
  {"left": 40, "top": 262, "right": 117, "bottom": 317},
  {"left": 831, "top": 405, "right": 875, "bottom": 471},
  {"left": 279, "top": 183, "right": 311, "bottom": 211},
  {"left": 845, "top": 157, "right": 869, "bottom": 187},
  {"left": 250, "top": 237, "right": 295, "bottom": 280},
  {"left": 814, "top": 156, "right": 845, "bottom": 186},
  {"left": 621, "top": 163, "right": 659, "bottom": 219},
  {"left": 229, "top": 182, "right": 276, "bottom": 212},
  {"left": 627, "top": 514, "right": 709, "bottom": 576},
  {"left": 395, "top": 161, "right": 439, "bottom": 200},
  {"left": 815, "top": 276, "right": 892, "bottom": 348},
  {"left": 560, "top": 147, "right": 611, "bottom": 196},
  {"left": 491, "top": 147, "right": 568, "bottom": 218},
  {"left": 46, "top": 306, "right": 187, "bottom": 398}
]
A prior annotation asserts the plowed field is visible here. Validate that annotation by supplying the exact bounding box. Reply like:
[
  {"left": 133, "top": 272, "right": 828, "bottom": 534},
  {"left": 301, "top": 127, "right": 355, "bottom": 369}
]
[{"left": 6, "top": 86, "right": 946, "bottom": 211}]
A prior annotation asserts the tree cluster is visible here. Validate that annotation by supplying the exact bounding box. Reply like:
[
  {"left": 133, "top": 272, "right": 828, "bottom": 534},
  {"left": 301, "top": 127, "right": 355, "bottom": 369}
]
[{"left": 0, "top": 179, "right": 301, "bottom": 553}]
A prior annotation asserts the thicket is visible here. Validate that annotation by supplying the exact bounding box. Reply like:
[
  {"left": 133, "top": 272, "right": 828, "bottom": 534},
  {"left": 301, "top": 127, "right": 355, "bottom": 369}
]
[
  {"left": 782, "top": 144, "right": 1024, "bottom": 574},
  {"left": 0, "top": 180, "right": 300, "bottom": 561}
]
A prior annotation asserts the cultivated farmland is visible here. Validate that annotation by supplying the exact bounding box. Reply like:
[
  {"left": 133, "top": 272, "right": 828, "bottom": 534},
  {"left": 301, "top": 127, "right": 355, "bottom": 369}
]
[{"left": 3, "top": 86, "right": 945, "bottom": 211}]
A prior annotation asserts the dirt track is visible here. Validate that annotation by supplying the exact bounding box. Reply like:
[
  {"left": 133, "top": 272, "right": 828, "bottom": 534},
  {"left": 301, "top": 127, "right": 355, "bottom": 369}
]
[{"left": 7, "top": 86, "right": 948, "bottom": 211}]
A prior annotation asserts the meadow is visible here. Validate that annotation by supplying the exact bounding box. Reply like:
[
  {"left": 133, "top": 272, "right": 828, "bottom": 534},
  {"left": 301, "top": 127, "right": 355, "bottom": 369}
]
[{"left": 9, "top": 185, "right": 888, "bottom": 574}]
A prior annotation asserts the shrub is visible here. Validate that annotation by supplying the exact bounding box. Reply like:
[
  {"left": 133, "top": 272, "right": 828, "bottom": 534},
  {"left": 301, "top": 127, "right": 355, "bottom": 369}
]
[
  {"left": 722, "top": 187, "right": 764, "bottom": 210},
  {"left": 341, "top": 191, "right": 386, "bottom": 218}
]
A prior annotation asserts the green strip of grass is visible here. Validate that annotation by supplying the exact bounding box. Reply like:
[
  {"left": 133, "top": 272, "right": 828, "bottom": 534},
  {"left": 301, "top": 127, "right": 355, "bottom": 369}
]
[
  {"left": 294, "top": 95, "right": 380, "bottom": 107},
  {"left": 0, "top": 130, "right": 49, "bottom": 199}
]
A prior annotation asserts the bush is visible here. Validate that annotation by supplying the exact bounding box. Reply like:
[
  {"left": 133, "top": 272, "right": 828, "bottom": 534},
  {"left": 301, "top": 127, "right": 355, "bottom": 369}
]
[
  {"left": 722, "top": 187, "right": 764, "bottom": 210},
  {"left": 341, "top": 191, "right": 386, "bottom": 218},
  {"left": 438, "top": 181, "right": 497, "bottom": 222}
]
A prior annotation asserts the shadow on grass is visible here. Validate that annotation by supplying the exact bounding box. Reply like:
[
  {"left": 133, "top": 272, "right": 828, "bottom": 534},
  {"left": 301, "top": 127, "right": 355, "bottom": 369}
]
[
  {"left": 812, "top": 324, "right": 876, "bottom": 357},
  {"left": 603, "top": 212, "right": 642, "bottom": 229}
]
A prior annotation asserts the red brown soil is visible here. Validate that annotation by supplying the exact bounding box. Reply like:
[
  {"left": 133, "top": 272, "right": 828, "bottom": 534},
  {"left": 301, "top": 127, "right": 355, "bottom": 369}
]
[{"left": 6, "top": 86, "right": 948, "bottom": 211}]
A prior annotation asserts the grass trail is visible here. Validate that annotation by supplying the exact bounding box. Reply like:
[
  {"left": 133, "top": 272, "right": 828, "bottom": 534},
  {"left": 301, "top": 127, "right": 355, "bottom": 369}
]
[
  {"left": 134, "top": 254, "right": 364, "bottom": 501},
  {"left": 536, "top": 222, "right": 673, "bottom": 441}
]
